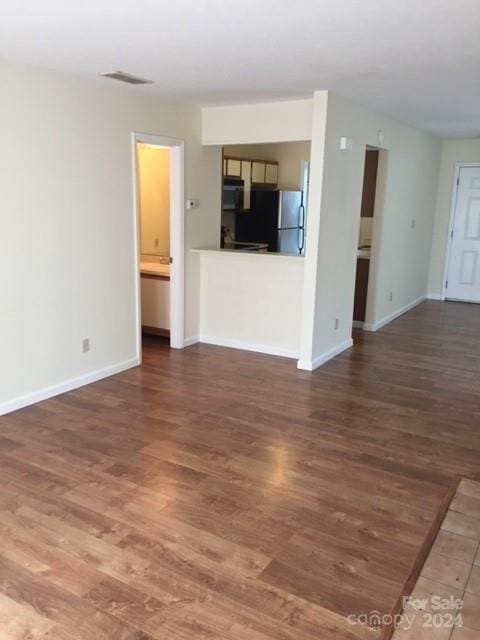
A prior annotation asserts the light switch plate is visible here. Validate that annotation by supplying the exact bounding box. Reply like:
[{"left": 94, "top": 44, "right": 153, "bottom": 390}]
[{"left": 339, "top": 137, "right": 353, "bottom": 151}]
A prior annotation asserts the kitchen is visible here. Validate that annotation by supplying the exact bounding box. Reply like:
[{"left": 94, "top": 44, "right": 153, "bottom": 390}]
[{"left": 220, "top": 142, "right": 311, "bottom": 255}]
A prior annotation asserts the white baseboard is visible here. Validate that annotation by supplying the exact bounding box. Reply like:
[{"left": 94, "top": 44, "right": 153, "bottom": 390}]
[
  {"left": 363, "top": 295, "right": 426, "bottom": 332},
  {"left": 297, "top": 338, "right": 353, "bottom": 371},
  {"left": 0, "top": 357, "right": 140, "bottom": 417},
  {"left": 427, "top": 293, "right": 444, "bottom": 301},
  {"left": 199, "top": 335, "right": 298, "bottom": 359},
  {"left": 352, "top": 320, "right": 364, "bottom": 329},
  {"left": 183, "top": 335, "right": 199, "bottom": 347}
]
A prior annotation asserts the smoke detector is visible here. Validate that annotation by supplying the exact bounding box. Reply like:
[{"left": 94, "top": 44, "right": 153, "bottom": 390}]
[{"left": 99, "top": 71, "right": 153, "bottom": 85}]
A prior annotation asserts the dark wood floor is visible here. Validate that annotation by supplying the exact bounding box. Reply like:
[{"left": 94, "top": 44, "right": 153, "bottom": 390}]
[{"left": 0, "top": 301, "right": 479, "bottom": 639}]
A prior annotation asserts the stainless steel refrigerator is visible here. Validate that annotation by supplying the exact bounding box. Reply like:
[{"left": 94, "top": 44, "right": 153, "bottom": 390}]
[
  {"left": 277, "top": 190, "right": 306, "bottom": 255},
  {"left": 235, "top": 189, "right": 307, "bottom": 255}
]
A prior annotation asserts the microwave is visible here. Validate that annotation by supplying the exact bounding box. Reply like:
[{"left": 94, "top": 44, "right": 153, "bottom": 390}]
[{"left": 223, "top": 178, "right": 244, "bottom": 211}]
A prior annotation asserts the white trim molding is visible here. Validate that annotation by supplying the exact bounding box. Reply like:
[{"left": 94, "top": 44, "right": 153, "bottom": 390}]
[
  {"left": 183, "top": 336, "right": 199, "bottom": 347},
  {"left": 427, "top": 293, "right": 444, "bottom": 301},
  {"left": 297, "top": 338, "right": 353, "bottom": 371},
  {"left": 199, "top": 335, "right": 299, "bottom": 359},
  {"left": 352, "top": 320, "right": 364, "bottom": 329},
  {"left": 132, "top": 132, "right": 185, "bottom": 351},
  {"left": 0, "top": 357, "right": 140, "bottom": 417},
  {"left": 363, "top": 295, "right": 426, "bottom": 332}
]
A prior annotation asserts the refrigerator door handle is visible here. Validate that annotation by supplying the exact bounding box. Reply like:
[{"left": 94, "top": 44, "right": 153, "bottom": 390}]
[
  {"left": 298, "top": 227, "right": 305, "bottom": 254},
  {"left": 299, "top": 204, "right": 306, "bottom": 229}
]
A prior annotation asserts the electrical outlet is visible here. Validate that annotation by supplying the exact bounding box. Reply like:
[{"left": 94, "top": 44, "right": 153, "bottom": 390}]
[
  {"left": 82, "top": 338, "right": 90, "bottom": 353},
  {"left": 389, "top": 292, "right": 393, "bottom": 302},
  {"left": 334, "top": 318, "right": 339, "bottom": 330}
]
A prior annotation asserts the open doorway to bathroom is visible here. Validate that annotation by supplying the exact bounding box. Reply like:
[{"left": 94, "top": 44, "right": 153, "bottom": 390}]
[
  {"left": 353, "top": 147, "right": 379, "bottom": 329},
  {"left": 132, "top": 133, "right": 185, "bottom": 357}
]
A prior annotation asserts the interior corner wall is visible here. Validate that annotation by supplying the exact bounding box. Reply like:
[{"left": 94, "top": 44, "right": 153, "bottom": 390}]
[
  {"left": 0, "top": 61, "right": 221, "bottom": 413},
  {"left": 300, "top": 91, "right": 441, "bottom": 368},
  {"left": 428, "top": 138, "right": 480, "bottom": 296}
]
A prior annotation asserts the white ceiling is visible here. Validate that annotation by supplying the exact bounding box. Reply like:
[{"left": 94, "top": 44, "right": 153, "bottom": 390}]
[{"left": 2, "top": 0, "right": 479, "bottom": 137}]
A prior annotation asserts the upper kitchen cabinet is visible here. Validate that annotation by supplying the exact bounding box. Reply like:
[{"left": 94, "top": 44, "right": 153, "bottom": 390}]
[
  {"left": 251, "top": 160, "right": 279, "bottom": 186},
  {"left": 265, "top": 162, "right": 278, "bottom": 185},
  {"left": 225, "top": 157, "right": 242, "bottom": 178},
  {"left": 251, "top": 161, "right": 266, "bottom": 184},
  {"left": 223, "top": 155, "right": 279, "bottom": 188}
]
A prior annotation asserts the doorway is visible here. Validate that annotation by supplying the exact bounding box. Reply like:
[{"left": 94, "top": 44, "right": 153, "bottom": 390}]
[
  {"left": 353, "top": 147, "right": 379, "bottom": 329},
  {"left": 444, "top": 164, "right": 480, "bottom": 303},
  {"left": 132, "top": 133, "right": 185, "bottom": 359}
]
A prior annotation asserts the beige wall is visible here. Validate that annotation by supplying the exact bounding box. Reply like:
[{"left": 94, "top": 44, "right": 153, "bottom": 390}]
[
  {"left": 224, "top": 142, "right": 311, "bottom": 190},
  {"left": 202, "top": 99, "right": 313, "bottom": 145},
  {"left": 137, "top": 144, "right": 170, "bottom": 256},
  {"left": 197, "top": 251, "right": 304, "bottom": 357},
  {"left": 428, "top": 138, "right": 480, "bottom": 296},
  {"left": 0, "top": 61, "right": 220, "bottom": 412},
  {"left": 300, "top": 91, "right": 441, "bottom": 368},
  {"left": 202, "top": 93, "right": 441, "bottom": 369}
]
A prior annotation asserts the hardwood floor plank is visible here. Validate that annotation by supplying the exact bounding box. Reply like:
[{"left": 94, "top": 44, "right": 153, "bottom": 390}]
[{"left": 0, "top": 556, "right": 153, "bottom": 640}]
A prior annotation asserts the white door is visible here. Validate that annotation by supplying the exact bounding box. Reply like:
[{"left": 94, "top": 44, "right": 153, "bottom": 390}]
[{"left": 447, "top": 166, "right": 480, "bottom": 302}]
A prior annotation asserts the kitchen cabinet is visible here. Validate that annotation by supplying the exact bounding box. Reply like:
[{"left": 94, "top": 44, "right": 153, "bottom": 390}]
[
  {"left": 223, "top": 157, "right": 279, "bottom": 186},
  {"left": 141, "top": 274, "right": 170, "bottom": 335},
  {"left": 251, "top": 161, "right": 266, "bottom": 184},
  {"left": 265, "top": 163, "right": 278, "bottom": 185},
  {"left": 225, "top": 158, "right": 242, "bottom": 178},
  {"left": 223, "top": 156, "right": 279, "bottom": 208}
]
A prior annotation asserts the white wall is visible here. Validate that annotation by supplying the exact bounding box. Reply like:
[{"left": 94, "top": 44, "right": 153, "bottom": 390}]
[
  {"left": 428, "top": 138, "right": 480, "bottom": 296},
  {"left": 300, "top": 91, "right": 441, "bottom": 368},
  {"left": 224, "top": 142, "right": 311, "bottom": 190},
  {"left": 202, "top": 99, "right": 313, "bottom": 145},
  {"left": 196, "top": 250, "right": 304, "bottom": 358},
  {"left": 0, "top": 61, "right": 220, "bottom": 412}
]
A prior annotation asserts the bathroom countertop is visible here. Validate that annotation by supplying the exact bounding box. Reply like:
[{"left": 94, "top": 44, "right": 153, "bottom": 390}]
[{"left": 140, "top": 261, "right": 170, "bottom": 277}]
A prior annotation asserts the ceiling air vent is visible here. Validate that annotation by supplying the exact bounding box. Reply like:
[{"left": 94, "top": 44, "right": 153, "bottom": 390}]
[{"left": 99, "top": 71, "right": 153, "bottom": 85}]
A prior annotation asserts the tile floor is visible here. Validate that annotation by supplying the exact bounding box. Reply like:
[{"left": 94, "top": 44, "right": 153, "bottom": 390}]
[{"left": 392, "top": 479, "right": 480, "bottom": 639}]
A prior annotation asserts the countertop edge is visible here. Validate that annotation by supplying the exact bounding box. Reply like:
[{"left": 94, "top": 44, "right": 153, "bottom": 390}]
[{"left": 191, "top": 248, "right": 305, "bottom": 261}]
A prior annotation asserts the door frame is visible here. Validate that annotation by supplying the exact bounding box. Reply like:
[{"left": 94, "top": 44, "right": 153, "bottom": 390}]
[
  {"left": 441, "top": 162, "right": 480, "bottom": 301},
  {"left": 131, "top": 132, "right": 185, "bottom": 358}
]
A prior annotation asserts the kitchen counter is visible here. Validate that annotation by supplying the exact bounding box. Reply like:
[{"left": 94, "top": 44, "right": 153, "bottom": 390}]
[
  {"left": 222, "top": 241, "right": 269, "bottom": 252},
  {"left": 192, "top": 248, "right": 304, "bottom": 261}
]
